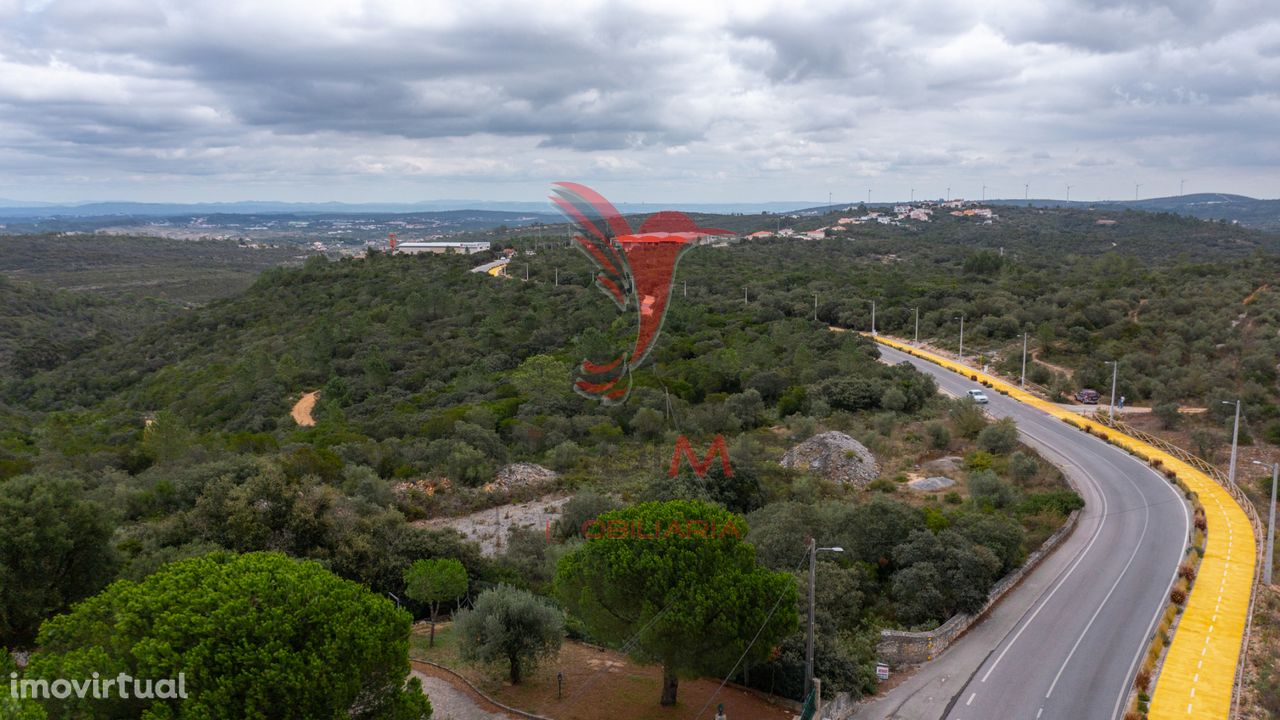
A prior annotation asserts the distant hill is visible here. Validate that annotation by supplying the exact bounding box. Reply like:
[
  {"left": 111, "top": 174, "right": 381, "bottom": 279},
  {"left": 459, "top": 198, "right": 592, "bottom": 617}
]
[
  {"left": 984, "top": 193, "right": 1280, "bottom": 231},
  {"left": 0, "top": 199, "right": 825, "bottom": 219}
]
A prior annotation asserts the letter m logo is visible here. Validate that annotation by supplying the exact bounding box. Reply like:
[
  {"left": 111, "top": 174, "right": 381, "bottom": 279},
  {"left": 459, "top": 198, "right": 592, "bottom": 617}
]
[{"left": 668, "top": 434, "right": 733, "bottom": 478}]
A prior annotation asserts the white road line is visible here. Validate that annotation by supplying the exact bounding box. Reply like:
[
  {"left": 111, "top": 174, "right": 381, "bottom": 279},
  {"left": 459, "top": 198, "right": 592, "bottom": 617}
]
[
  {"left": 1045, "top": 480, "right": 1152, "bottom": 699},
  {"left": 976, "top": 427, "right": 1112, "bottom": 684},
  {"left": 966, "top": 693, "right": 975, "bottom": 706}
]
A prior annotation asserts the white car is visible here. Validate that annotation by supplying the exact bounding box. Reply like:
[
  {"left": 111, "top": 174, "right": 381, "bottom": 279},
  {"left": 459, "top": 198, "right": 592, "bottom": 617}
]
[{"left": 966, "top": 389, "right": 990, "bottom": 404}]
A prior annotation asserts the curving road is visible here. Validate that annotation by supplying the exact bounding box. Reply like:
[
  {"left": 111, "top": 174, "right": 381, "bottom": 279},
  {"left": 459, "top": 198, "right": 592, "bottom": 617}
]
[{"left": 875, "top": 343, "right": 1190, "bottom": 720}]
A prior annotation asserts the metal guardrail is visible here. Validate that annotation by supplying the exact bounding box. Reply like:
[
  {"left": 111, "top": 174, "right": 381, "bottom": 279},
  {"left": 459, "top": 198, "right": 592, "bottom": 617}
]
[{"left": 1091, "top": 412, "right": 1263, "bottom": 720}]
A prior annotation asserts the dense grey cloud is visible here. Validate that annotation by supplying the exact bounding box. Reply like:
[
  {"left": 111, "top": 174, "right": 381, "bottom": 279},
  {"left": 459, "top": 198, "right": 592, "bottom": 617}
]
[{"left": 0, "top": 0, "right": 1277, "bottom": 203}]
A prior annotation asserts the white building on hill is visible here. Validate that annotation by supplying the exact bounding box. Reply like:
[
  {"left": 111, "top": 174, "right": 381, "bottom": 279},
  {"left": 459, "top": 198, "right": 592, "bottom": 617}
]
[{"left": 397, "top": 241, "right": 491, "bottom": 255}]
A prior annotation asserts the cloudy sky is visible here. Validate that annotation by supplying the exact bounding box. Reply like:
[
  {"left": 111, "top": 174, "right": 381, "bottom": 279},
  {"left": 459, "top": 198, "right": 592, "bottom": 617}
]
[{"left": 1, "top": 0, "right": 1278, "bottom": 204}]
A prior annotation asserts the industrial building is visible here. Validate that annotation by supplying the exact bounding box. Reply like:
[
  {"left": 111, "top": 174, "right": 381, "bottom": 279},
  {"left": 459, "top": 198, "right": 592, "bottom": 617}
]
[{"left": 395, "top": 241, "right": 491, "bottom": 255}]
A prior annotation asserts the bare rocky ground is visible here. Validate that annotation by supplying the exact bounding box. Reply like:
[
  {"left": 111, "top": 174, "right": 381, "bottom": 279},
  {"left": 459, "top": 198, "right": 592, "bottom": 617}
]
[
  {"left": 781, "top": 430, "right": 879, "bottom": 487},
  {"left": 415, "top": 495, "right": 570, "bottom": 556}
]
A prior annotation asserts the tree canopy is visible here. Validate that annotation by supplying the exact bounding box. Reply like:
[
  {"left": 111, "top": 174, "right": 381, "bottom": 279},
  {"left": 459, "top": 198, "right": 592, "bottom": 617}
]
[
  {"left": 554, "top": 499, "right": 797, "bottom": 706},
  {"left": 23, "top": 552, "right": 432, "bottom": 720}
]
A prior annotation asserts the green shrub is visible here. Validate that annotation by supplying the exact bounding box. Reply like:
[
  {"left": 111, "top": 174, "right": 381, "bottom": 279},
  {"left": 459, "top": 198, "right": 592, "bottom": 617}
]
[
  {"left": 926, "top": 422, "right": 951, "bottom": 450},
  {"left": 977, "top": 418, "right": 1019, "bottom": 455}
]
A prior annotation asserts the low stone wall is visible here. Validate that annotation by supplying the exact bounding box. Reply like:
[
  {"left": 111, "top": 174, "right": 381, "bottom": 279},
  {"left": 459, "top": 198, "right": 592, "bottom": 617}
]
[{"left": 875, "top": 509, "right": 1081, "bottom": 666}]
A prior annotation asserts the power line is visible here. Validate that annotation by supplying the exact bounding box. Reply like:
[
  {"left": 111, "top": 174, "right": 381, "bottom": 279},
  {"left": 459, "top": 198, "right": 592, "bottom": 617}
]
[{"left": 691, "top": 545, "right": 808, "bottom": 712}]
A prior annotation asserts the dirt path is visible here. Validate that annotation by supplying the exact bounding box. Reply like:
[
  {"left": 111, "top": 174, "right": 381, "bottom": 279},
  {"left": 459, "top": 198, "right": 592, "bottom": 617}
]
[
  {"left": 412, "top": 666, "right": 521, "bottom": 720},
  {"left": 1030, "top": 350, "right": 1075, "bottom": 380},
  {"left": 291, "top": 391, "right": 318, "bottom": 427},
  {"left": 1243, "top": 284, "right": 1269, "bottom": 305}
]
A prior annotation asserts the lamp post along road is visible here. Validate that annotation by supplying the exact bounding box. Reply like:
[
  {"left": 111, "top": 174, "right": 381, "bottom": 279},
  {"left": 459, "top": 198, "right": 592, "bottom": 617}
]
[
  {"left": 1268, "top": 463, "right": 1277, "bottom": 586},
  {"left": 913, "top": 307, "right": 919, "bottom": 345},
  {"left": 1108, "top": 361, "right": 1118, "bottom": 421},
  {"left": 1254, "top": 461, "right": 1277, "bottom": 585},
  {"left": 1226, "top": 399, "right": 1241, "bottom": 487},
  {"left": 957, "top": 315, "right": 965, "bottom": 364},
  {"left": 805, "top": 539, "right": 843, "bottom": 698},
  {"left": 871, "top": 300, "right": 877, "bottom": 336},
  {"left": 1020, "top": 333, "right": 1028, "bottom": 388}
]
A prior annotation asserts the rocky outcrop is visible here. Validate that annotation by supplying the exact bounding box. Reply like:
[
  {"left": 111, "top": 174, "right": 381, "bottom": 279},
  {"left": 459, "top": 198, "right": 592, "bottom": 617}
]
[
  {"left": 781, "top": 431, "right": 879, "bottom": 487},
  {"left": 908, "top": 476, "right": 955, "bottom": 492},
  {"left": 488, "top": 462, "right": 558, "bottom": 491}
]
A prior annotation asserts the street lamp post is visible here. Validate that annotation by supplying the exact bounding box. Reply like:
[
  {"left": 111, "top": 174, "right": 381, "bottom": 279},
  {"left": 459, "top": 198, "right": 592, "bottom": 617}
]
[
  {"left": 1225, "top": 400, "right": 1241, "bottom": 487},
  {"left": 871, "top": 300, "right": 877, "bottom": 336},
  {"left": 814, "top": 292, "right": 818, "bottom": 322},
  {"left": 1020, "top": 333, "right": 1028, "bottom": 389},
  {"left": 1252, "top": 460, "right": 1277, "bottom": 586},
  {"left": 805, "top": 539, "right": 844, "bottom": 699},
  {"left": 913, "top": 307, "right": 920, "bottom": 345},
  {"left": 956, "top": 315, "right": 965, "bottom": 364},
  {"left": 1107, "top": 360, "right": 1119, "bottom": 421}
]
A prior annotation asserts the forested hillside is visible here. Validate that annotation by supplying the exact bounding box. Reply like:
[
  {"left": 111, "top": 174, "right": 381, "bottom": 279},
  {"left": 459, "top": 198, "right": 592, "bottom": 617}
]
[{"left": 2, "top": 205, "right": 1275, "bottom": 707}]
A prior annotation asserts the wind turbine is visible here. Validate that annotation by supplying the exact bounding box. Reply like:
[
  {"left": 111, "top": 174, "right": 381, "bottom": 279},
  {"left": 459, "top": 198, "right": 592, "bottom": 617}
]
[
  {"left": 1135, "top": 183, "right": 1141, "bottom": 201},
  {"left": 1066, "top": 184, "right": 1073, "bottom": 202}
]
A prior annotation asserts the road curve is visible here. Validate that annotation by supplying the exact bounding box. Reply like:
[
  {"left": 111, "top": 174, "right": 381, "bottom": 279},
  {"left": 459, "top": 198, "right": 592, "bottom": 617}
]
[{"left": 877, "top": 342, "right": 1190, "bottom": 720}]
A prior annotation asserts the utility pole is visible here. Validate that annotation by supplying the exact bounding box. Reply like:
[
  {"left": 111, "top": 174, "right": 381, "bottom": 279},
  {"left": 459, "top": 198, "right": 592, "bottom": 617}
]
[
  {"left": 1253, "top": 461, "right": 1277, "bottom": 585},
  {"left": 554, "top": 267, "right": 559, "bottom": 286},
  {"left": 525, "top": 263, "right": 529, "bottom": 281},
  {"left": 957, "top": 315, "right": 965, "bottom": 363},
  {"left": 1268, "top": 462, "right": 1277, "bottom": 585},
  {"left": 1107, "top": 361, "right": 1119, "bottom": 421},
  {"left": 814, "top": 292, "right": 819, "bottom": 322},
  {"left": 805, "top": 539, "right": 843, "bottom": 698},
  {"left": 806, "top": 537, "right": 815, "bottom": 700},
  {"left": 913, "top": 307, "right": 919, "bottom": 345},
  {"left": 1225, "top": 399, "right": 1241, "bottom": 487},
  {"left": 744, "top": 286, "right": 748, "bottom": 304},
  {"left": 683, "top": 279, "right": 687, "bottom": 298},
  {"left": 1020, "top": 333, "right": 1028, "bottom": 388},
  {"left": 871, "top": 300, "right": 876, "bottom": 336}
]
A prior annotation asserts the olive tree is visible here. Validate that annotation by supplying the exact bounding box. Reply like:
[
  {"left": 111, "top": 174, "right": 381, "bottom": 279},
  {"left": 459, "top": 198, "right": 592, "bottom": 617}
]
[{"left": 454, "top": 585, "right": 564, "bottom": 684}]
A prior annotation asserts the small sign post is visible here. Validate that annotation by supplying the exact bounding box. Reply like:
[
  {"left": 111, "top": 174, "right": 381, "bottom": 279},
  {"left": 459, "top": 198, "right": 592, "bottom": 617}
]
[{"left": 876, "top": 663, "right": 890, "bottom": 682}]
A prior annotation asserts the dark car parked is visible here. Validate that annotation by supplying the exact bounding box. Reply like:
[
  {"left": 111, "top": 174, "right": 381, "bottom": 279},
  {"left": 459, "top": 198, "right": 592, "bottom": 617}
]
[{"left": 1076, "top": 388, "right": 1100, "bottom": 404}]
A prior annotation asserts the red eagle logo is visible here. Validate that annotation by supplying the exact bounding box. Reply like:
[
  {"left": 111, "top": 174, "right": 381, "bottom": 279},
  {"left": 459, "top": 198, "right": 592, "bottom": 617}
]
[{"left": 550, "top": 182, "right": 731, "bottom": 404}]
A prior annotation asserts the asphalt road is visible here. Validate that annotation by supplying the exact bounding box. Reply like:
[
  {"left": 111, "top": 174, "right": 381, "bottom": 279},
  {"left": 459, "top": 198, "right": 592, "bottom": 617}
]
[{"left": 878, "top": 345, "right": 1191, "bottom": 720}]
